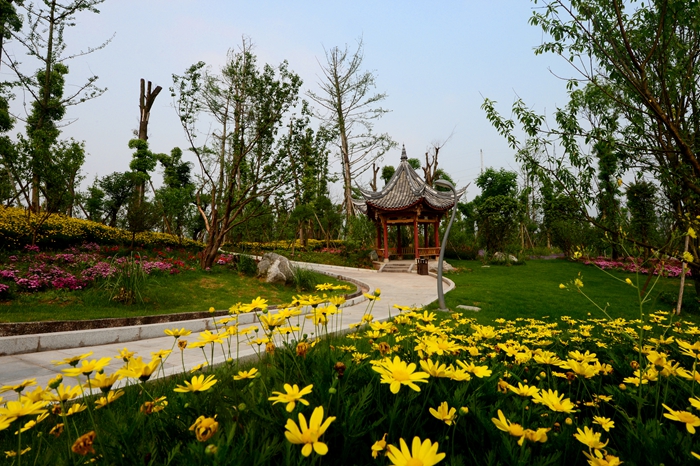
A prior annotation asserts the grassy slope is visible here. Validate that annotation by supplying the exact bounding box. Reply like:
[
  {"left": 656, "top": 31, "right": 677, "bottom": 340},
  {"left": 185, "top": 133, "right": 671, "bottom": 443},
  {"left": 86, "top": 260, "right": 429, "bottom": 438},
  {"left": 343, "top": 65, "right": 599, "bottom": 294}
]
[
  {"left": 0, "top": 269, "right": 349, "bottom": 322},
  {"left": 436, "top": 259, "right": 700, "bottom": 324}
]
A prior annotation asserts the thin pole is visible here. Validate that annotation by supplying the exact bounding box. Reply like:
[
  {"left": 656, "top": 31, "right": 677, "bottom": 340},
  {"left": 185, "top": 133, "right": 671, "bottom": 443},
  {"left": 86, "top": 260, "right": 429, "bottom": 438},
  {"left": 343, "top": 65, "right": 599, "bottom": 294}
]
[{"left": 435, "top": 180, "right": 458, "bottom": 311}]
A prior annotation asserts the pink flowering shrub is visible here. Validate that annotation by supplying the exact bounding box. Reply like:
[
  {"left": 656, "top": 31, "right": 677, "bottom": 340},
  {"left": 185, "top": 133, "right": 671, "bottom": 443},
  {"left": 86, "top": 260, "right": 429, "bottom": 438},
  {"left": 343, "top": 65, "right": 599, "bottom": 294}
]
[{"left": 582, "top": 256, "right": 692, "bottom": 277}]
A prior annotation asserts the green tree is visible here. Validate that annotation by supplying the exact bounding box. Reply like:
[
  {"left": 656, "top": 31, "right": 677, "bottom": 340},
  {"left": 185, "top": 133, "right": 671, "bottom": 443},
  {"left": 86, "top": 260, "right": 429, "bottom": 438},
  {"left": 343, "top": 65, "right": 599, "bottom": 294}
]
[
  {"left": 472, "top": 168, "right": 522, "bottom": 253},
  {"left": 482, "top": 0, "right": 700, "bottom": 288},
  {"left": 155, "top": 147, "right": 195, "bottom": 239},
  {"left": 4, "top": 0, "right": 108, "bottom": 212},
  {"left": 172, "top": 39, "right": 302, "bottom": 269},
  {"left": 307, "top": 38, "right": 396, "bottom": 219}
]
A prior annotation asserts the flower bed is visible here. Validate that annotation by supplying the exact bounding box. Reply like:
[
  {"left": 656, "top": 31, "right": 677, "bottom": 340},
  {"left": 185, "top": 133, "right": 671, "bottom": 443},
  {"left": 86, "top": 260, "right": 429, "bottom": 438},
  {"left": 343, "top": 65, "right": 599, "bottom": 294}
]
[
  {"left": 582, "top": 256, "right": 692, "bottom": 278},
  {"left": 1, "top": 292, "right": 700, "bottom": 464},
  {"left": 0, "top": 206, "right": 203, "bottom": 250},
  {"left": 0, "top": 244, "right": 203, "bottom": 297}
]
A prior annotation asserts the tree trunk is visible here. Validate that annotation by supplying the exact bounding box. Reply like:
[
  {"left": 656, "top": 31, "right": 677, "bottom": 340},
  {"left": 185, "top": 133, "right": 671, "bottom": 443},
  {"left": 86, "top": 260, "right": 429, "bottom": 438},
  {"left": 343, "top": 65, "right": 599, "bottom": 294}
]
[{"left": 137, "top": 79, "right": 162, "bottom": 203}]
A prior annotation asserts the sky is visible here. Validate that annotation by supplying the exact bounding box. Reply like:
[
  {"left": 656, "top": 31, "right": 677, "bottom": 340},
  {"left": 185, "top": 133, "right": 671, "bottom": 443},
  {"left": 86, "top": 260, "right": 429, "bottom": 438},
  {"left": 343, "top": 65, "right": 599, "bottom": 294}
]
[{"left": 3, "top": 0, "right": 574, "bottom": 204}]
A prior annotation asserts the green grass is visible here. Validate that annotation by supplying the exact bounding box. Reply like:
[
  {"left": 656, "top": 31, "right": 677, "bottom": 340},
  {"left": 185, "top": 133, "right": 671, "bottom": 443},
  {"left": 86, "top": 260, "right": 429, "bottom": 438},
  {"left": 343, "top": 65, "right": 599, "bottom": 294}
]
[
  {"left": 0, "top": 269, "right": 351, "bottom": 323},
  {"left": 435, "top": 259, "right": 700, "bottom": 324}
]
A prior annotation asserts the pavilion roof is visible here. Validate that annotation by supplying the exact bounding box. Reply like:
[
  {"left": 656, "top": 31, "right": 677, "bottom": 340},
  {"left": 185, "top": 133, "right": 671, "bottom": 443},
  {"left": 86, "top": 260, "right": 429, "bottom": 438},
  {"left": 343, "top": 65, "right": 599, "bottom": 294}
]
[{"left": 352, "top": 146, "right": 467, "bottom": 214}]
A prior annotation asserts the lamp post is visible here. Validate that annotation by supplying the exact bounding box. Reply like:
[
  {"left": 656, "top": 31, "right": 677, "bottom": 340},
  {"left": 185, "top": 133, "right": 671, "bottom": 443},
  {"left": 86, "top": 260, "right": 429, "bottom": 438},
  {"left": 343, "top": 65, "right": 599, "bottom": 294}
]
[{"left": 434, "top": 179, "right": 458, "bottom": 311}]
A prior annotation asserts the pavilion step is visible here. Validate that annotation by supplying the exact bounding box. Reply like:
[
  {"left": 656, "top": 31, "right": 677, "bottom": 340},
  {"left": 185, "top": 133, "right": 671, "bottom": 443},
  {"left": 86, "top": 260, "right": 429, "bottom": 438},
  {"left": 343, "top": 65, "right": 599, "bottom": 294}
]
[{"left": 380, "top": 264, "right": 412, "bottom": 273}]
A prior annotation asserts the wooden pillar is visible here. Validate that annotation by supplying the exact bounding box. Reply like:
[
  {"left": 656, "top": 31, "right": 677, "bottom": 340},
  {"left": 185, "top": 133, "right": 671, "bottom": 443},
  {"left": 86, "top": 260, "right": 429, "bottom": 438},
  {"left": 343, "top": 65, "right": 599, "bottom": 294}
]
[
  {"left": 397, "top": 224, "right": 402, "bottom": 257},
  {"left": 382, "top": 217, "right": 389, "bottom": 261},
  {"left": 376, "top": 222, "right": 382, "bottom": 250},
  {"left": 434, "top": 218, "right": 440, "bottom": 250},
  {"left": 414, "top": 216, "right": 420, "bottom": 259}
]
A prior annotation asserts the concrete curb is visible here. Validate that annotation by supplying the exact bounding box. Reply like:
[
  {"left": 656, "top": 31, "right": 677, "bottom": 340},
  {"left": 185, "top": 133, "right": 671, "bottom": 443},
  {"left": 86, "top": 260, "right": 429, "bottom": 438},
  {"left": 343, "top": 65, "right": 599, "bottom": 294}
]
[{"left": 0, "top": 271, "right": 374, "bottom": 356}]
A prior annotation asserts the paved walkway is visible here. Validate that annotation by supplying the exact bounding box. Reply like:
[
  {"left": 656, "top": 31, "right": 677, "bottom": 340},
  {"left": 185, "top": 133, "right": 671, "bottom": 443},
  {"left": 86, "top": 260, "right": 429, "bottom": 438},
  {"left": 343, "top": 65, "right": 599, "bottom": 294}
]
[{"left": 0, "top": 262, "right": 454, "bottom": 400}]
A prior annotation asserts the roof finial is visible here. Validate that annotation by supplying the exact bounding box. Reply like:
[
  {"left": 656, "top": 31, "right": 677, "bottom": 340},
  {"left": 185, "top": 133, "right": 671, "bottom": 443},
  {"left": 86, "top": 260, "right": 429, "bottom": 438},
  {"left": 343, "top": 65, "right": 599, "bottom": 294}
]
[{"left": 401, "top": 144, "right": 407, "bottom": 161}]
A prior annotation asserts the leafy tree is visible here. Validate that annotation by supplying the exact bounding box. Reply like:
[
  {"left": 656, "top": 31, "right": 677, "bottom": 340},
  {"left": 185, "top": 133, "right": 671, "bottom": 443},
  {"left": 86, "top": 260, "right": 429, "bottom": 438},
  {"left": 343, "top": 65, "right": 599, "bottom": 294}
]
[
  {"left": 380, "top": 165, "right": 394, "bottom": 185},
  {"left": 626, "top": 180, "right": 659, "bottom": 247},
  {"left": 128, "top": 138, "right": 160, "bottom": 204},
  {"left": 98, "top": 172, "right": 137, "bottom": 228},
  {"left": 4, "top": 0, "right": 108, "bottom": 212},
  {"left": 307, "top": 38, "right": 396, "bottom": 219},
  {"left": 482, "top": 0, "right": 700, "bottom": 290},
  {"left": 172, "top": 40, "right": 302, "bottom": 269},
  {"left": 472, "top": 168, "right": 522, "bottom": 253},
  {"left": 155, "top": 147, "right": 195, "bottom": 239}
]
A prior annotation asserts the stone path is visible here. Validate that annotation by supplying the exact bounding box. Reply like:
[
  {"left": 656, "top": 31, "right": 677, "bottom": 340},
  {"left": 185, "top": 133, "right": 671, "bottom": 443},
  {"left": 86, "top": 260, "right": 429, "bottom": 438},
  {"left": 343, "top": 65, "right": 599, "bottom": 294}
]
[{"left": 0, "top": 262, "right": 454, "bottom": 400}]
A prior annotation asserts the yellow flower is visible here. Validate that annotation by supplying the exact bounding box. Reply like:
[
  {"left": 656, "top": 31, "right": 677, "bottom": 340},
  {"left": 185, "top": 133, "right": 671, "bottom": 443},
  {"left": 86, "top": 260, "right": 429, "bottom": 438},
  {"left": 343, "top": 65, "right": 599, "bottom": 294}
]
[
  {"left": 51, "top": 352, "right": 93, "bottom": 367},
  {"left": 683, "top": 251, "right": 694, "bottom": 263},
  {"left": 371, "top": 356, "right": 430, "bottom": 394},
  {"left": 573, "top": 426, "right": 608, "bottom": 449},
  {"left": 0, "top": 400, "right": 47, "bottom": 422},
  {"left": 151, "top": 349, "right": 172, "bottom": 360},
  {"left": 0, "top": 417, "right": 12, "bottom": 432},
  {"left": 164, "top": 328, "right": 192, "bottom": 338},
  {"left": 456, "top": 360, "right": 492, "bottom": 378},
  {"left": 625, "top": 278, "right": 633, "bottom": 285},
  {"left": 284, "top": 405, "right": 336, "bottom": 456},
  {"left": 592, "top": 416, "right": 615, "bottom": 432},
  {"left": 140, "top": 396, "right": 168, "bottom": 414},
  {"left": 531, "top": 389, "right": 577, "bottom": 413},
  {"left": 269, "top": 383, "right": 313, "bottom": 412},
  {"left": 43, "top": 384, "right": 82, "bottom": 402},
  {"left": 386, "top": 437, "right": 446, "bottom": 466},
  {"left": 429, "top": 401, "right": 457, "bottom": 426},
  {"left": 66, "top": 403, "right": 87, "bottom": 416},
  {"left": 582, "top": 449, "right": 623, "bottom": 466},
  {"left": 491, "top": 409, "right": 525, "bottom": 438},
  {"left": 115, "top": 356, "right": 161, "bottom": 382},
  {"left": 4, "top": 446, "right": 31, "bottom": 458},
  {"left": 0, "top": 379, "right": 37, "bottom": 394},
  {"left": 506, "top": 382, "right": 539, "bottom": 397},
  {"left": 559, "top": 283, "right": 566, "bottom": 289},
  {"left": 62, "top": 357, "right": 112, "bottom": 377},
  {"left": 174, "top": 374, "right": 218, "bottom": 393},
  {"left": 190, "top": 415, "right": 218, "bottom": 442},
  {"left": 84, "top": 372, "right": 119, "bottom": 394},
  {"left": 419, "top": 360, "right": 454, "bottom": 378},
  {"left": 94, "top": 390, "right": 125, "bottom": 409},
  {"left": 575, "top": 278, "right": 584, "bottom": 288},
  {"left": 689, "top": 227, "right": 697, "bottom": 239},
  {"left": 363, "top": 292, "right": 380, "bottom": 301},
  {"left": 371, "top": 433, "right": 388, "bottom": 458},
  {"left": 116, "top": 348, "right": 135, "bottom": 361},
  {"left": 233, "top": 368, "right": 259, "bottom": 380},
  {"left": 522, "top": 427, "right": 550, "bottom": 446},
  {"left": 663, "top": 403, "right": 700, "bottom": 433},
  {"left": 71, "top": 431, "right": 96, "bottom": 455}
]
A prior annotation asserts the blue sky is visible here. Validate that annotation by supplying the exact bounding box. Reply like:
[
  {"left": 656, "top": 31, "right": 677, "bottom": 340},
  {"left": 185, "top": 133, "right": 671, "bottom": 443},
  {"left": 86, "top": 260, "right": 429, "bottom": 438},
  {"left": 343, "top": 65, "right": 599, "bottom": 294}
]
[{"left": 4, "top": 1, "right": 573, "bottom": 202}]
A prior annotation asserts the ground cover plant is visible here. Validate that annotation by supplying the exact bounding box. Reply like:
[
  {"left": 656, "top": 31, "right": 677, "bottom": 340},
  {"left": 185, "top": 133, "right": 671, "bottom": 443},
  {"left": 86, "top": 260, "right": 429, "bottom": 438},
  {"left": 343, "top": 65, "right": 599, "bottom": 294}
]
[{"left": 2, "top": 275, "right": 700, "bottom": 465}]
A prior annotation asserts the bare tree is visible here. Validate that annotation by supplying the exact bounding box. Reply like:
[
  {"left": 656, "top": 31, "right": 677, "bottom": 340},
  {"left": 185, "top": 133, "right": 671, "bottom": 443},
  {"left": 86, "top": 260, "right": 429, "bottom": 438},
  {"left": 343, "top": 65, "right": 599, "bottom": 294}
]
[{"left": 307, "top": 38, "right": 395, "bottom": 218}]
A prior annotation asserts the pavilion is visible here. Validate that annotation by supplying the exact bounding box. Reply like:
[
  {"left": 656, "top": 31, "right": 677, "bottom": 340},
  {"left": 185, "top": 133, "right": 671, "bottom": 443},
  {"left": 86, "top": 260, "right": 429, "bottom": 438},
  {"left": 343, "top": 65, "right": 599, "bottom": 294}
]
[{"left": 352, "top": 147, "right": 467, "bottom": 262}]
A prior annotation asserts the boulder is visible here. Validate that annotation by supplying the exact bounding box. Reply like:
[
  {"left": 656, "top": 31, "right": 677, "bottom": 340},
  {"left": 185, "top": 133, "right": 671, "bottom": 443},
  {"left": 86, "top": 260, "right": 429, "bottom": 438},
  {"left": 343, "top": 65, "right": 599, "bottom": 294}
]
[
  {"left": 428, "top": 260, "right": 455, "bottom": 273},
  {"left": 256, "top": 252, "right": 295, "bottom": 284},
  {"left": 457, "top": 305, "right": 481, "bottom": 312},
  {"left": 369, "top": 250, "right": 379, "bottom": 262},
  {"left": 492, "top": 252, "right": 518, "bottom": 262}
]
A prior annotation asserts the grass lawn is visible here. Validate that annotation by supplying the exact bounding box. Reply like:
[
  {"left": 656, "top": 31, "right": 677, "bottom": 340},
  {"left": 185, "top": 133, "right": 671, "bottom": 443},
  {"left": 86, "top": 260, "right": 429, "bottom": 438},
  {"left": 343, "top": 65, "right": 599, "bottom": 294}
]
[
  {"left": 436, "top": 258, "right": 700, "bottom": 324},
  {"left": 0, "top": 269, "right": 351, "bottom": 323}
]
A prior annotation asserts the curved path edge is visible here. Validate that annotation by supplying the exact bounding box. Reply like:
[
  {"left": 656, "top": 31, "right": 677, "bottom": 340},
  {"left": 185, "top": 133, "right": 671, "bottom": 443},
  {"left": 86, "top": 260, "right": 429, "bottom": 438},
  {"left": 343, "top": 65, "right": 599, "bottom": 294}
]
[{"left": 0, "top": 263, "right": 455, "bottom": 400}]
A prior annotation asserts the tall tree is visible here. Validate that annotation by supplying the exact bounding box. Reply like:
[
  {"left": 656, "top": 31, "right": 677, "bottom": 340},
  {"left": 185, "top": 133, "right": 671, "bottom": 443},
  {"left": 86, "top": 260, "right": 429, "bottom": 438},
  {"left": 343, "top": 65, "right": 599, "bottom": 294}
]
[
  {"left": 3, "top": 0, "right": 109, "bottom": 212},
  {"left": 482, "top": 0, "right": 700, "bottom": 291},
  {"left": 307, "top": 38, "right": 395, "bottom": 219},
  {"left": 172, "top": 40, "right": 302, "bottom": 269}
]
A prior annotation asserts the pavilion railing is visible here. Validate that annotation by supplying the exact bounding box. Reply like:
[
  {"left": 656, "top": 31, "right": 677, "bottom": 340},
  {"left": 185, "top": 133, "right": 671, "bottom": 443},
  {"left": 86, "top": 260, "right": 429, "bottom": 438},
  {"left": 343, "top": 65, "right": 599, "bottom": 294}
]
[{"left": 375, "top": 247, "right": 441, "bottom": 258}]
